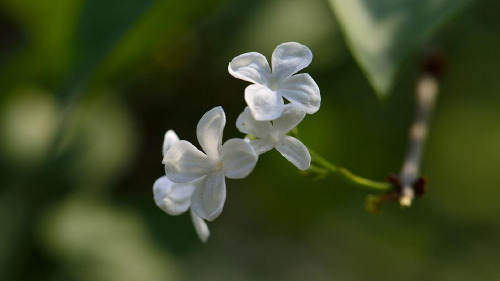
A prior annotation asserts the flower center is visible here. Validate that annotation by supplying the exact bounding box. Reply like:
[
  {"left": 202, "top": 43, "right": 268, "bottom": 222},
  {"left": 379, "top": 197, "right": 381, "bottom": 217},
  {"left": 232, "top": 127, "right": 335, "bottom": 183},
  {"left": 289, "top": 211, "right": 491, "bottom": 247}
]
[
  {"left": 269, "top": 79, "right": 280, "bottom": 91},
  {"left": 206, "top": 157, "right": 224, "bottom": 174},
  {"left": 216, "top": 160, "right": 224, "bottom": 172},
  {"left": 268, "top": 133, "right": 280, "bottom": 145}
]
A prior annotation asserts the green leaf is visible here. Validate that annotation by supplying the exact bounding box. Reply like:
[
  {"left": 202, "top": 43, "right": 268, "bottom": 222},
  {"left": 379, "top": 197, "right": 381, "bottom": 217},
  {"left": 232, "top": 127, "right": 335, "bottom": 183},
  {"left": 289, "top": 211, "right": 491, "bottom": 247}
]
[
  {"left": 65, "top": 0, "right": 158, "bottom": 98},
  {"left": 328, "top": 0, "right": 470, "bottom": 99},
  {"left": 66, "top": 0, "right": 221, "bottom": 99},
  {"left": 94, "top": 0, "right": 221, "bottom": 84},
  {"left": 0, "top": 0, "right": 82, "bottom": 89}
]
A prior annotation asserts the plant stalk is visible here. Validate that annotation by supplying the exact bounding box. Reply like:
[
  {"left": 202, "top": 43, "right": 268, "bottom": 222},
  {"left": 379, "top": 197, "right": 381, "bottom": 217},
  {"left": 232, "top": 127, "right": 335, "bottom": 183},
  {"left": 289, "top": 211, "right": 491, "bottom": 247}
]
[
  {"left": 309, "top": 149, "right": 392, "bottom": 191},
  {"left": 399, "top": 73, "right": 439, "bottom": 206}
]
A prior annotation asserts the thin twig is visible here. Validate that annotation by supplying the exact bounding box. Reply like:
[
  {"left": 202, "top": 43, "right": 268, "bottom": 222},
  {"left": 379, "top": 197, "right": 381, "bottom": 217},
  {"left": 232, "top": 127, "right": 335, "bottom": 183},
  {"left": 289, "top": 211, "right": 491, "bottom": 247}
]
[{"left": 399, "top": 74, "right": 439, "bottom": 206}]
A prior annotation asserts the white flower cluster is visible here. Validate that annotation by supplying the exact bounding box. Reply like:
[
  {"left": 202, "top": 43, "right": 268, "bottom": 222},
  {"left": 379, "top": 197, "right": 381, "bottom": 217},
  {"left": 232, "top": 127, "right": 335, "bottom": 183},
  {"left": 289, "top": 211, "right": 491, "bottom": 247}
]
[{"left": 153, "top": 42, "right": 321, "bottom": 242}]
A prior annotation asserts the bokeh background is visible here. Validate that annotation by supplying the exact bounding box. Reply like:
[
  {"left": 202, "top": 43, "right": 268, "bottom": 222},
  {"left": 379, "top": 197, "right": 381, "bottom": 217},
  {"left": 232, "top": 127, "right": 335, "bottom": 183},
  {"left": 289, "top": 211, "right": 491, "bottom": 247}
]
[{"left": 1, "top": 0, "right": 500, "bottom": 280}]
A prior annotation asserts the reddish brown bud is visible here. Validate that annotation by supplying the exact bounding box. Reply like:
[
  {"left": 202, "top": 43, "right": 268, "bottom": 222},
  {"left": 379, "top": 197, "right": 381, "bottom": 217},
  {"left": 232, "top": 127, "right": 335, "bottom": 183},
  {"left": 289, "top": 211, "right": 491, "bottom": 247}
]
[
  {"left": 386, "top": 173, "right": 402, "bottom": 192},
  {"left": 420, "top": 47, "right": 448, "bottom": 79},
  {"left": 413, "top": 176, "right": 428, "bottom": 197}
]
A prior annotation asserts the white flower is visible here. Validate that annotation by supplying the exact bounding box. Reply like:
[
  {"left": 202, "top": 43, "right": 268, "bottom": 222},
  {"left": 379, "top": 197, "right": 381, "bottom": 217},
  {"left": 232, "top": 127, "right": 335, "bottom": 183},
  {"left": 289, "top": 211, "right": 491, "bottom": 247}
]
[
  {"left": 236, "top": 104, "right": 311, "bottom": 170},
  {"left": 153, "top": 130, "right": 210, "bottom": 243},
  {"left": 228, "top": 42, "right": 321, "bottom": 121},
  {"left": 163, "top": 107, "right": 258, "bottom": 221},
  {"left": 153, "top": 176, "right": 210, "bottom": 243}
]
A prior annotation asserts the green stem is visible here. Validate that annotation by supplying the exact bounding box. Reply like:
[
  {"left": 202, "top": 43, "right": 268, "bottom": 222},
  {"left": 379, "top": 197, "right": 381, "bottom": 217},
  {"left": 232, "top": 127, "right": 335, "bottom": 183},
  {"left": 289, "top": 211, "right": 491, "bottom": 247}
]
[{"left": 308, "top": 149, "right": 392, "bottom": 191}]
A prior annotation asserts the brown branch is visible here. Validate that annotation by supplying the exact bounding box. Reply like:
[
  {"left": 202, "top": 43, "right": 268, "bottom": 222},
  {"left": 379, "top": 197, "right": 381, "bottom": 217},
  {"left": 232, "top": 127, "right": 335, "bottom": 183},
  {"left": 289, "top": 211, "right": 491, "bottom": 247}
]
[{"left": 399, "top": 48, "right": 446, "bottom": 206}]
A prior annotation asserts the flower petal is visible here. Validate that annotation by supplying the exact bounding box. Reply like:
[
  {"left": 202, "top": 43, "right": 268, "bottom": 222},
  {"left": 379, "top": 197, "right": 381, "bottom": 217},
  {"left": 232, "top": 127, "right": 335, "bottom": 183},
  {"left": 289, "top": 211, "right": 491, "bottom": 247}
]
[
  {"left": 228, "top": 52, "right": 271, "bottom": 86},
  {"left": 197, "top": 106, "right": 225, "bottom": 158},
  {"left": 153, "top": 176, "right": 199, "bottom": 215},
  {"left": 245, "top": 84, "right": 284, "bottom": 121},
  {"left": 163, "top": 140, "right": 212, "bottom": 183},
  {"left": 236, "top": 106, "right": 273, "bottom": 137},
  {"left": 272, "top": 104, "right": 306, "bottom": 134},
  {"left": 162, "top": 130, "right": 180, "bottom": 156},
  {"left": 271, "top": 42, "right": 313, "bottom": 81},
  {"left": 275, "top": 136, "right": 311, "bottom": 170},
  {"left": 221, "top": 138, "right": 258, "bottom": 179},
  {"left": 190, "top": 209, "right": 210, "bottom": 243},
  {"left": 278, "top": 73, "right": 321, "bottom": 114},
  {"left": 191, "top": 173, "right": 226, "bottom": 221},
  {"left": 153, "top": 176, "right": 175, "bottom": 211},
  {"left": 250, "top": 139, "right": 274, "bottom": 155}
]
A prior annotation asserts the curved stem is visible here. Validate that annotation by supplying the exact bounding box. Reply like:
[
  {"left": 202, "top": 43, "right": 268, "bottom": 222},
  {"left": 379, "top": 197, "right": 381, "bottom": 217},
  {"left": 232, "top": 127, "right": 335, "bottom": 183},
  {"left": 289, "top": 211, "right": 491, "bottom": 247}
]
[{"left": 308, "top": 149, "right": 393, "bottom": 191}]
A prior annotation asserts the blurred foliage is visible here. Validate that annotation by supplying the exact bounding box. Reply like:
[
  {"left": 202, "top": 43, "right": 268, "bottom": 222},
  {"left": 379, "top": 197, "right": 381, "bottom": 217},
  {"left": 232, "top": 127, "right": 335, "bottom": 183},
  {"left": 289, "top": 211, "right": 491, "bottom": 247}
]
[
  {"left": 1, "top": 0, "right": 500, "bottom": 280},
  {"left": 328, "top": 0, "right": 471, "bottom": 98},
  {"left": 40, "top": 195, "right": 180, "bottom": 281}
]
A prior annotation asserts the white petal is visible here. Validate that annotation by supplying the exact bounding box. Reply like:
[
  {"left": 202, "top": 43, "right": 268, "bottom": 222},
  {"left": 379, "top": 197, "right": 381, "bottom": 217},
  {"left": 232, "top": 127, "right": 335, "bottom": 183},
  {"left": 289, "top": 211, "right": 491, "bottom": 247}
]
[
  {"left": 162, "top": 130, "right": 179, "bottom": 156},
  {"left": 236, "top": 106, "right": 273, "bottom": 137},
  {"left": 197, "top": 106, "right": 225, "bottom": 158},
  {"left": 250, "top": 139, "right": 274, "bottom": 155},
  {"left": 221, "top": 138, "right": 258, "bottom": 179},
  {"left": 153, "top": 176, "right": 199, "bottom": 215},
  {"left": 153, "top": 176, "right": 175, "bottom": 210},
  {"left": 272, "top": 104, "right": 306, "bottom": 134},
  {"left": 163, "top": 140, "right": 212, "bottom": 183},
  {"left": 245, "top": 84, "right": 284, "bottom": 121},
  {"left": 228, "top": 52, "right": 271, "bottom": 86},
  {"left": 275, "top": 136, "right": 311, "bottom": 170},
  {"left": 271, "top": 42, "right": 313, "bottom": 81},
  {"left": 278, "top": 73, "right": 321, "bottom": 114},
  {"left": 191, "top": 173, "right": 226, "bottom": 221},
  {"left": 190, "top": 209, "right": 210, "bottom": 243}
]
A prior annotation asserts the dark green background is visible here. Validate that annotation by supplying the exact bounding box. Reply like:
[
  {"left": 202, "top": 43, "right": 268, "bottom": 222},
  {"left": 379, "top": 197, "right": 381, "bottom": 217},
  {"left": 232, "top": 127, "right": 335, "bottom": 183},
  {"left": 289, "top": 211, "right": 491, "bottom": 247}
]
[{"left": 1, "top": 0, "right": 499, "bottom": 280}]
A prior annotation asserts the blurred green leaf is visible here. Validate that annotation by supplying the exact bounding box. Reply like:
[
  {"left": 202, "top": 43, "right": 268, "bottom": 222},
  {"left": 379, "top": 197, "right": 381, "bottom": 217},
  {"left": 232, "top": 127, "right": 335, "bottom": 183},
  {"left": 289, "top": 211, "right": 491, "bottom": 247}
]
[
  {"left": 66, "top": 0, "right": 222, "bottom": 98},
  {"left": 96, "top": 0, "right": 222, "bottom": 84},
  {"left": 0, "top": 0, "right": 82, "bottom": 89},
  {"left": 66, "top": 0, "right": 158, "bottom": 97},
  {"left": 328, "top": 0, "right": 470, "bottom": 99}
]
